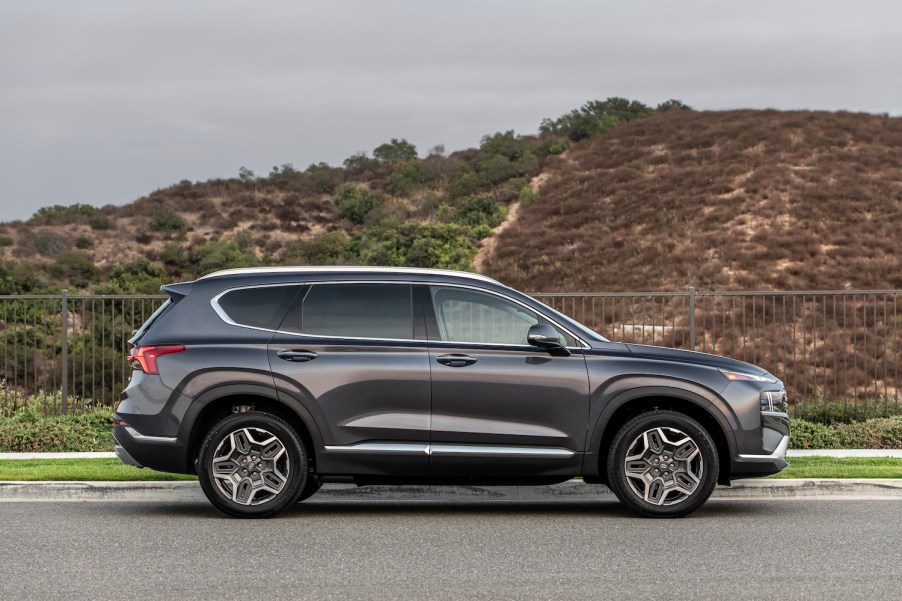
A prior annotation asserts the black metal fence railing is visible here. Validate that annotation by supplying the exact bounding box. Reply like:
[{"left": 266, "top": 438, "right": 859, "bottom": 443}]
[{"left": 1, "top": 290, "right": 899, "bottom": 416}]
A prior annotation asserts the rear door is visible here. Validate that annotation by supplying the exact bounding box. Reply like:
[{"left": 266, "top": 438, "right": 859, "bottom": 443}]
[
  {"left": 268, "top": 282, "right": 431, "bottom": 475},
  {"left": 425, "top": 284, "right": 591, "bottom": 477}
]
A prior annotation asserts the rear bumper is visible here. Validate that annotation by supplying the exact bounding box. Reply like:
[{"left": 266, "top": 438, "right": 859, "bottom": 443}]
[{"left": 113, "top": 423, "right": 192, "bottom": 474}]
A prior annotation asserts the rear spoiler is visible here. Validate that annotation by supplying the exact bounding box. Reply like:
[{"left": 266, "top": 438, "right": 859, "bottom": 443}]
[{"left": 161, "top": 281, "right": 193, "bottom": 300}]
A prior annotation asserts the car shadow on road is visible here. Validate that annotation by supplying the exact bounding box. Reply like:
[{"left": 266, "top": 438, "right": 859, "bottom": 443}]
[{"left": 94, "top": 497, "right": 775, "bottom": 520}]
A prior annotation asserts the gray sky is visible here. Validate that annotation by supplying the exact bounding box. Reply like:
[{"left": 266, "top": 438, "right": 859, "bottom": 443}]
[{"left": 2, "top": 0, "right": 901, "bottom": 222}]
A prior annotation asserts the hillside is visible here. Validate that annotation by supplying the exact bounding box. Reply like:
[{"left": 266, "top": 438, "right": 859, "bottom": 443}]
[
  {"left": 484, "top": 110, "right": 902, "bottom": 291},
  {"left": 1, "top": 102, "right": 901, "bottom": 295}
]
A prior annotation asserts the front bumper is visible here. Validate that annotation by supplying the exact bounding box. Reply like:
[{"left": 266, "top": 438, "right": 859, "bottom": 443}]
[{"left": 731, "top": 410, "right": 791, "bottom": 478}]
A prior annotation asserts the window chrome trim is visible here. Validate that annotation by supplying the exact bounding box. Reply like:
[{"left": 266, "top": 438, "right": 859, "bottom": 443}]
[
  {"left": 323, "top": 442, "right": 576, "bottom": 458},
  {"left": 210, "top": 280, "right": 590, "bottom": 349}
]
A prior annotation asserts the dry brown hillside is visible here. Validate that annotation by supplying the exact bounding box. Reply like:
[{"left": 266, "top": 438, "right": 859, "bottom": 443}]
[{"left": 484, "top": 110, "right": 902, "bottom": 292}]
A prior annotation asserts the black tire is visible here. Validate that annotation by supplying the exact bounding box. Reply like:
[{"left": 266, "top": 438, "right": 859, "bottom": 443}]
[
  {"left": 295, "top": 476, "right": 322, "bottom": 503},
  {"left": 606, "top": 410, "right": 719, "bottom": 518},
  {"left": 197, "top": 411, "right": 308, "bottom": 518}
]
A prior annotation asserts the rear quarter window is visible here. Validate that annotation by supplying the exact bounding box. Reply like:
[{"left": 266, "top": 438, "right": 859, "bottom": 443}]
[{"left": 215, "top": 285, "right": 301, "bottom": 330}]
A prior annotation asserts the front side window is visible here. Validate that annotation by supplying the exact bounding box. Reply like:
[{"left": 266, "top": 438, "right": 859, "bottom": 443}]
[
  {"left": 284, "top": 283, "right": 413, "bottom": 340},
  {"left": 430, "top": 286, "right": 576, "bottom": 346}
]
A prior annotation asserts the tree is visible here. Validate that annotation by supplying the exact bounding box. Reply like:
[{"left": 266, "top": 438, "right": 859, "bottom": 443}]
[
  {"left": 373, "top": 138, "right": 418, "bottom": 164},
  {"left": 656, "top": 99, "right": 692, "bottom": 112},
  {"left": 238, "top": 166, "right": 255, "bottom": 182}
]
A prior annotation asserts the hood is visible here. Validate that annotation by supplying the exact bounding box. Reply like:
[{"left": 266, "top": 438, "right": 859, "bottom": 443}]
[{"left": 625, "top": 343, "right": 770, "bottom": 376}]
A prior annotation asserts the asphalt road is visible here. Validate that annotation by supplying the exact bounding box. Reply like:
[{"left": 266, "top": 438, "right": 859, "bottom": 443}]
[{"left": 0, "top": 498, "right": 899, "bottom": 600}]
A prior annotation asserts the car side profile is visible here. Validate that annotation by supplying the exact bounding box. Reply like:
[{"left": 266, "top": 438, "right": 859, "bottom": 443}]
[{"left": 114, "top": 267, "right": 789, "bottom": 518}]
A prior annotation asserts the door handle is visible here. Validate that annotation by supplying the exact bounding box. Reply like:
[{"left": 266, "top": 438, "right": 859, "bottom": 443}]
[
  {"left": 436, "top": 354, "right": 477, "bottom": 367},
  {"left": 277, "top": 350, "right": 318, "bottom": 362}
]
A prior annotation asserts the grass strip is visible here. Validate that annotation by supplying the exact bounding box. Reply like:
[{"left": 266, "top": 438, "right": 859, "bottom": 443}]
[
  {"left": 0, "top": 457, "right": 900, "bottom": 481},
  {"left": 768, "top": 456, "right": 902, "bottom": 479},
  {"left": 0, "top": 458, "right": 196, "bottom": 481}
]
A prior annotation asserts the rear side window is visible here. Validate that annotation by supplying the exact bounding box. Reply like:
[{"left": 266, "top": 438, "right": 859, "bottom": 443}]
[
  {"left": 216, "top": 285, "right": 301, "bottom": 330},
  {"left": 130, "top": 299, "right": 173, "bottom": 344},
  {"left": 284, "top": 283, "right": 413, "bottom": 340}
]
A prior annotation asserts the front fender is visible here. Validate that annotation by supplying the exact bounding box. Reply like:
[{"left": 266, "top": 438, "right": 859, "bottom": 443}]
[{"left": 582, "top": 378, "right": 739, "bottom": 478}]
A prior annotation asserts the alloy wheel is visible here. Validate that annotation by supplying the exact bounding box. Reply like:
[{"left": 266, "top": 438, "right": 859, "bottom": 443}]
[
  {"left": 623, "top": 426, "right": 704, "bottom": 506},
  {"left": 211, "top": 427, "right": 290, "bottom": 506}
]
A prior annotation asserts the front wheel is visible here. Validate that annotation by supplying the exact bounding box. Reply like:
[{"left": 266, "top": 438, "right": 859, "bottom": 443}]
[
  {"left": 606, "top": 410, "right": 719, "bottom": 518},
  {"left": 197, "top": 412, "right": 308, "bottom": 518}
]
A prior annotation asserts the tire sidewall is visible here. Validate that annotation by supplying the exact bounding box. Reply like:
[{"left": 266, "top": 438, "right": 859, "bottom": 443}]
[
  {"left": 197, "top": 412, "right": 308, "bottom": 518},
  {"left": 606, "top": 410, "right": 719, "bottom": 518}
]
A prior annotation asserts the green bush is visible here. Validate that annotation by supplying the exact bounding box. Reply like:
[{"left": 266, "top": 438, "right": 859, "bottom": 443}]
[
  {"left": 452, "top": 196, "right": 506, "bottom": 230},
  {"left": 31, "top": 204, "right": 100, "bottom": 225},
  {"left": 95, "top": 256, "right": 166, "bottom": 294},
  {"left": 192, "top": 239, "right": 257, "bottom": 274},
  {"left": 373, "top": 138, "right": 417, "bottom": 164},
  {"left": 789, "top": 417, "right": 902, "bottom": 449},
  {"left": 75, "top": 234, "right": 94, "bottom": 249},
  {"left": 33, "top": 231, "right": 70, "bottom": 256},
  {"left": 519, "top": 186, "right": 539, "bottom": 209},
  {"left": 281, "top": 231, "right": 351, "bottom": 266},
  {"left": 334, "top": 184, "right": 384, "bottom": 225},
  {"left": 791, "top": 399, "right": 902, "bottom": 424},
  {"left": 0, "top": 260, "right": 51, "bottom": 294},
  {"left": 386, "top": 159, "right": 436, "bottom": 196},
  {"left": 49, "top": 252, "right": 99, "bottom": 288},
  {"left": 304, "top": 162, "right": 343, "bottom": 194},
  {"left": 0, "top": 391, "right": 114, "bottom": 452},
  {"left": 354, "top": 222, "right": 477, "bottom": 270},
  {"left": 148, "top": 205, "right": 187, "bottom": 234},
  {"left": 0, "top": 234, "right": 13, "bottom": 247},
  {"left": 447, "top": 161, "right": 484, "bottom": 198},
  {"left": 343, "top": 152, "right": 380, "bottom": 174},
  {"left": 89, "top": 214, "right": 113, "bottom": 230}
]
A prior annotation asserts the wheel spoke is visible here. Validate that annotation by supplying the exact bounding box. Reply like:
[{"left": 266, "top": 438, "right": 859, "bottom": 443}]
[
  {"left": 211, "top": 426, "right": 292, "bottom": 507},
  {"left": 624, "top": 425, "right": 705, "bottom": 507}
]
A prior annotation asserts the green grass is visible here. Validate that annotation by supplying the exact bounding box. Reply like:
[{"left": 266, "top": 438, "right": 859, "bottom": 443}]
[
  {"left": 0, "top": 457, "right": 899, "bottom": 481},
  {"left": 0, "top": 458, "right": 196, "bottom": 481},
  {"left": 768, "top": 457, "right": 902, "bottom": 479}
]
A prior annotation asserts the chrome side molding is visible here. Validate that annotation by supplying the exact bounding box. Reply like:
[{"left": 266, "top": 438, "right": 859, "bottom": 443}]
[{"left": 324, "top": 442, "right": 575, "bottom": 458}]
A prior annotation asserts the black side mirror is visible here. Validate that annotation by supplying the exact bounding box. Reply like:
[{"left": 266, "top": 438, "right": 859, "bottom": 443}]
[{"left": 527, "top": 324, "right": 571, "bottom": 357}]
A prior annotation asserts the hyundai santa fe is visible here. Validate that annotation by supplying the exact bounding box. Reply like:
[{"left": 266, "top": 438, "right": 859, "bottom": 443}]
[{"left": 114, "top": 267, "right": 790, "bottom": 518}]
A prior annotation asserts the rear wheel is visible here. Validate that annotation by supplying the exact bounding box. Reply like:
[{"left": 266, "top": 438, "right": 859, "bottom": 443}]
[
  {"left": 197, "top": 412, "right": 307, "bottom": 518},
  {"left": 606, "top": 410, "right": 718, "bottom": 518}
]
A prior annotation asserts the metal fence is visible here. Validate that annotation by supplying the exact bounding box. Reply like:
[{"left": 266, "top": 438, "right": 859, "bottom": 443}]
[{"left": 1, "top": 289, "right": 900, "bottom": 415}]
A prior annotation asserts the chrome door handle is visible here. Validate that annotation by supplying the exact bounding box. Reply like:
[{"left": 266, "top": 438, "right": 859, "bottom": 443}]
[
  {"left": 277, "top": 350, "right": 318, "bottom": 362},
  {"left": 436, "top": 354, "right": 477, "bottom": 367}
]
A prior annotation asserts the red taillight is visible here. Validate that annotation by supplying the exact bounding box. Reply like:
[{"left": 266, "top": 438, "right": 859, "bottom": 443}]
[
  {"left": 128, "top": 344, "right": 186, "bottom": 374},
  {"left": 112, "top": 419, "right": 128, "bottom": 427}
]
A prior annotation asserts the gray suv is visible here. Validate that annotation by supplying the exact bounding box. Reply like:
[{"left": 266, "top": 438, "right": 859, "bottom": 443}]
[{"left": 114, "top": 267, "right": 789, "bottom": 518}]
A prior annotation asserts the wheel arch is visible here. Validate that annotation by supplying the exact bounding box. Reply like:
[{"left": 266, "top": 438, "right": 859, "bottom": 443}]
[
  {"left": 586, "top": 386, "right": 736, "bottom": 486},
  {"left": 180, "top": 384, "right": 324, "bottom": 474}
]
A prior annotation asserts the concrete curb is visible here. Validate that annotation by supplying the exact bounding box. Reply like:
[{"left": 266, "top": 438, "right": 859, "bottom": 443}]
[
  {"left": 1, "top": 478, "right": 900, "bottom": 503},
  {"left": 2, "top": 449, "right": 901, "bottom": 460}
]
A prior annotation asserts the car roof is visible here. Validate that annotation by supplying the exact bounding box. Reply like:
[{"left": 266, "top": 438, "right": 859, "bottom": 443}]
[{"left": 196, "top": 266, "right": 502, "bottom": 285}]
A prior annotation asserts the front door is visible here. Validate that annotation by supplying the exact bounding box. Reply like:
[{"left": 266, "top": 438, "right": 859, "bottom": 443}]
[
  {"left": 268, "top": 282, "right": 431, "bottom": 475},
  {"left": 424, "top": 285, "right": 590, "bottom": 477}
]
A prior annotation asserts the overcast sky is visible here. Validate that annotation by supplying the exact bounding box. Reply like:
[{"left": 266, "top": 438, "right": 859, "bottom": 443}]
[{"left": 1, "top": 0, "right": 900, "bottom": 222}]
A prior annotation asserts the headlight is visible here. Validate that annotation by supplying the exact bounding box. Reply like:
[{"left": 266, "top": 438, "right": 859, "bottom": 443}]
[
  {"left": 759, "top": 389, "right": 788, "bottom": 413},
  {"left": 719, "top": 369, "right": 777, "bottom": 383}
]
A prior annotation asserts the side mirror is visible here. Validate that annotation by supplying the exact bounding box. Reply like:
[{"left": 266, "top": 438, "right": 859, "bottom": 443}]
[{"left": 527, "top": 324, "right": 571, "bottom": 357}]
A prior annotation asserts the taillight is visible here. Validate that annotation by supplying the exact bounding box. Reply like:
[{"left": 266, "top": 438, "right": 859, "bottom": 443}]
[{"left": 128, "top": 344, "right": 186, "bottom": 374}]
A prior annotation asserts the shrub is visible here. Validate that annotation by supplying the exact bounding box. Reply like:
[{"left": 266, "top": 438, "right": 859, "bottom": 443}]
[
  {"left": 75, "top": 234, "right": 94, "bottom": 249},
  {"left": 0, "top": 260, "right": 50, "bottom": 294},
  {"left": 373, "top": 138, "right": 418, "bottom": 164},
  {"left": 89, "top": 214, "right": 113, "bottom": 230},
  {"left": 33, "top": 231, "right": 70, "bottom": 256},
  {"left": 386, "top": 159, "right": 436, "bottom": 196},
  {"left": 343, "top": 152, "right": 380, "bottom": 174},
  {"left": 148, "top": 205, "right": 187, "bottom": 234},
  {"left": 538, "top": 137, "right": 570, "bottom": 155},
  {"left": 452, "top": 196, "right": 507, "bottom": 230},
  {"left": 0, "top": 234, "right": 13, "bottom": 247},
  {"left": 0, "top": 392, "right": 114, "bottom": 452},
  {"left": 519, "top": 186, "right": 539, "bottom": 209},
  {"left": 353, "top": 222, "right": 478, "bottom": 270},
  {"left": 447, "top": 161, "right": 484, "bottom": 198},
  {"left": 192, "top": 239, "right": 257, "bottom": 274},
  {"left": 30, "top": 203, "right": 99, "bottom": 225},
  {"left": 49, "top": 252, "right": 99, "bottom": 288},
  {"left": 282, "top": 231, "right": 351, "bottom": 265},
  {"left": 305, "top": 162, "right": 343, "bottom": 194},
  {"left": 334, "top": 183, "right": 384, "bottom": 225},
  {"left": 95, "top": 256, "right": 166, "bottom": 294},
  {"left": 790, "top": 416, "right": 902, "bottom": 449},
  {"left": 792, "top": 399, "right": 902, "bottom": 424}
]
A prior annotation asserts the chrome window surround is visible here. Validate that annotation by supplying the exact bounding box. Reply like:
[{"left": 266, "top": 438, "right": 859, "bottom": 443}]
[{"left": 210, "top": 281, "right": 590, "bottom": 349}]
